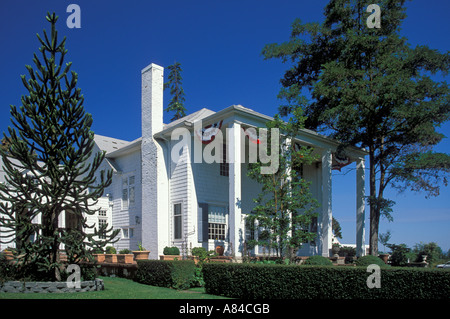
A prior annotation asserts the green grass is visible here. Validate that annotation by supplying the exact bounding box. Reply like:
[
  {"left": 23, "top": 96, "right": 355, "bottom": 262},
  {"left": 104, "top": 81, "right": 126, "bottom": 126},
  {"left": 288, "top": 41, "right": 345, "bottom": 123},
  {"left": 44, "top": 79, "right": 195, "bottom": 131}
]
[{"left": 0, "top": 276, "right": 229, "bottom": 299}]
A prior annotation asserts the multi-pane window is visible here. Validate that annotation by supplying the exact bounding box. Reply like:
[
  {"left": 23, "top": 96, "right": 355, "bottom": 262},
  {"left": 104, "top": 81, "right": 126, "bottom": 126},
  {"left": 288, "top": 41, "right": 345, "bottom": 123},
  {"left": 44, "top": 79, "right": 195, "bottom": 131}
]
[
  {"left": 208, "top": 205, "right": 227, "bottom": 240},
  {"left": 98, "top": 218, "right": 107, "bottom": 239},
  {"left": 245, "top": 216, "right": 256, "bottom": 241},
  {"left": 174, "top": 203, "right": 182, "bottom": 240},
  {"left": 122, "top": 175, "right": 135, "bottom": 210},
  {"left": 220, "top": 143, "right": 229, "bottom": 176}
]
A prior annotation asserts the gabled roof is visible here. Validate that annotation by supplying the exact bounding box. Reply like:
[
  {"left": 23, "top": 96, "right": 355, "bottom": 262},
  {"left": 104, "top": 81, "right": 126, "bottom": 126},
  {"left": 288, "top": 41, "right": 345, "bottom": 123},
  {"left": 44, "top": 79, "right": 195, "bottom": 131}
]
[
  {"left": 162, "top": 108, "right": 216, "bottom": 130},
  {"left": 94, "top": 134, "right": 131, "bottom": 154},
  {"left": 94, "top": 105, "right": 368, "bottom": 160}
]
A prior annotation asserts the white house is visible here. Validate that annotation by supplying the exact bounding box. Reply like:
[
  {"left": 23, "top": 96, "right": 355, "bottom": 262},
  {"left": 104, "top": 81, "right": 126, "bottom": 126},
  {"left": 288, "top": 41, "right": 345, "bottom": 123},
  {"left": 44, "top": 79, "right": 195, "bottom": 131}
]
[
  {"left": 0, "top": 62, "right": 368, "bottom": 259},
  {"left": 90, "top": 63, "right": 368, "bottom": 259}
]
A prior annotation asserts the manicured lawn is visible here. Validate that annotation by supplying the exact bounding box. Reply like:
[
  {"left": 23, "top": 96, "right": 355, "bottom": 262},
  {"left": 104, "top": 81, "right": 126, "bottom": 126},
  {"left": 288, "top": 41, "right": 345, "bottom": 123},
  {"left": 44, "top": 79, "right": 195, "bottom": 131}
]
[{"left": 0, "top": 276, "right": 229, "bottom": 299}]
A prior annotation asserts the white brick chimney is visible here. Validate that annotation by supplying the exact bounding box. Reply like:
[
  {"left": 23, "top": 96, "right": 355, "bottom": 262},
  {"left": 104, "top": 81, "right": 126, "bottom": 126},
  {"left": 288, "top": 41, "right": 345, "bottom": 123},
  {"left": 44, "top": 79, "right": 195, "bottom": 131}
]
[
  {"left": 141, "top": 63, "right": 164, "bottom": 138},
  {"left": 140, "top": 63, "right": 168, "bottom": 259}
]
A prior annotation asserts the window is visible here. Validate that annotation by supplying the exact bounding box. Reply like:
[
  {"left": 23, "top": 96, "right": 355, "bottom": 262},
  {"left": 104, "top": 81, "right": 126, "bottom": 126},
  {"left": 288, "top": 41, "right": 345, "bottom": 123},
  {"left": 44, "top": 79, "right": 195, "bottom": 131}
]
[
  {"left": 65, "top": 211, "right": 82, "bottom": 231},
  {"left": 208, "top": 205, "right": 227, "bottom": 240},
  {"left": 220, "top": 143, "right": 229, "bottom": 176},
  {"left": 309, "top": 217, "right": 317, "bottom": 246},
  {"left": 245, "top": 216, "right": 256, "bottom": 241},
  {"left": 122, "top": 175, "right": 135, "bottom": 210},
  {"left": 98, "top": 218, "right": 107, "bottom": 239},
  {"left": 174, "top": 203, "right": 182, "bottom": 240},
  {"left": 122, "top": 227, "right": 134, "bottom": 239}
]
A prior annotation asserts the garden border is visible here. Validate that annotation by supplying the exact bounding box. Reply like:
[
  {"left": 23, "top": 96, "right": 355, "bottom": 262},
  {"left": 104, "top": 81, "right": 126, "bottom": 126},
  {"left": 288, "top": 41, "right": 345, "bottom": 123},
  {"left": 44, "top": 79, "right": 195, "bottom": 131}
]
[{"left": 0, "top": 278, "right": 104, "bottom": 293}]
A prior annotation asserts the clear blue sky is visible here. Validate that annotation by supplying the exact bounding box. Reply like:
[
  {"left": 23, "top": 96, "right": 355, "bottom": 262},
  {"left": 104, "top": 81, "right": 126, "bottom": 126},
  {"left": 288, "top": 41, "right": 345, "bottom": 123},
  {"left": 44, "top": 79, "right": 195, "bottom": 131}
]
[{"left": 0, "top": 0, "right": 449, "bottom": 253}]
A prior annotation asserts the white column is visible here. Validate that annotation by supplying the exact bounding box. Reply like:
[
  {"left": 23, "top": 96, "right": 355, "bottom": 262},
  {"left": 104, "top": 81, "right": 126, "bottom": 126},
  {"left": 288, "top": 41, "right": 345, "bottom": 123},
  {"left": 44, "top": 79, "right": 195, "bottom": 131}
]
[
  {"left": 356, "top": 158, "right": 366, "bottom": 257},
  {"left": 228, "top": 122, "right": 242, "bottom": 258},
  {"left": 320, "top": 149, "right": 332, "bottom": 257}
]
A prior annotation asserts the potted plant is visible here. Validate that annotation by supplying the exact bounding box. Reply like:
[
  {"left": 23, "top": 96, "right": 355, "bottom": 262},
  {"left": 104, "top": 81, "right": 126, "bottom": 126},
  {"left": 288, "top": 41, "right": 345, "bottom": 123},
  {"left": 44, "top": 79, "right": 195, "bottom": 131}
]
[
  {"left": 332, "top": 243, "right": 341, "bottom": 257},
  {"left": 92, "top": 247, "right": 105, "bottom": 263},
  {"left": 133, "top": 242, "right": 150, "bottom": 261},
  {"left": 1, "top": 247, "right": 15, "bottom": 262},
  {"left": 378, "top": 252, "right": 390, "bottom": 264},
  {"left": 160, "top": 246, "right": 180, "bottom": 260},
  {"left": 215, "top": 244, "right": 225, "bottom": 256},
  {"left": 117, "top": 249, "right": 134, "bottom": 264},
  {"left": 104, "top": 246, "right": 117, "bottom": 263}
]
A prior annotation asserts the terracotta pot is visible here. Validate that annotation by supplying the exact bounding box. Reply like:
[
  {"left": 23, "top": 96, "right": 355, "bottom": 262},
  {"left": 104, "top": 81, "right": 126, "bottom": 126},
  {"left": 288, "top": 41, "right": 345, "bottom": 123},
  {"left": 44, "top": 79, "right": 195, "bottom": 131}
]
[
  {"left": 117, "top": 254, "right": 134, "bottom": 264},
  {"left": 379, "top": 254, "right": 389, "bottom": 264},
  {"left": 2, "top": 250, "right": 14, "bottom": 261},
  {"left": 93, "top": 254, "right": 105, "bottom": 263},
  {"left": 160, "top": 255, "right": 180, "bottom": 261},
  {"left": 215, "top": 245, "right": 224, "bottom": 256},
  {"left": 104, "top": 254, "right": 118, "bottom": 263},
  {"left": 133, "top": 251, "right": 150, "bottom": 261}
]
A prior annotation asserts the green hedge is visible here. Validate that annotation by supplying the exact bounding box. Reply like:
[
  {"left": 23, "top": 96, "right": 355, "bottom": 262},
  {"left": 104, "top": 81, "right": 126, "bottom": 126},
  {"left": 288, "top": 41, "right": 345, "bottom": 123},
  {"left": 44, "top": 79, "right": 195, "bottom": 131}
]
[
  {"left": 302, "top": 255, "right": 333, "bottom": 266},
  {"left": 135, "top": 260, "right": 196, "bottom": 290},
  {"left": 202, "top": 263, "right": 450, "bottom": 299},
  {"left": 163, "top": 246, "right": 180, "bottom": 255}
]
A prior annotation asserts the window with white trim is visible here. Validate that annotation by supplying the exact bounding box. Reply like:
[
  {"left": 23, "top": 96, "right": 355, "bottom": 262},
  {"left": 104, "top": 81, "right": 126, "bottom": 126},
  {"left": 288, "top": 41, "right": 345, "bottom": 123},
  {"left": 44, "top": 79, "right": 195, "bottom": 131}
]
[
  {"left": 208, "top": 205, "right": 228, "bottom": 240},
  {"left": 122, "top": 175, "right": 135, "bottom": 210},
  {"left": 122, "top": 227, "right": 134, "bottom": 239},
  {"left": 174, "top": 203, "right": 182, "bottom": 240}
]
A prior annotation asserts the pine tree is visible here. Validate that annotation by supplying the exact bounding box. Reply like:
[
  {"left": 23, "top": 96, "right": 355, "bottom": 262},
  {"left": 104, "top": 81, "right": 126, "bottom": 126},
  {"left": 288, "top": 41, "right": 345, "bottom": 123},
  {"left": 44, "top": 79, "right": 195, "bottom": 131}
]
[
  {"left": 262, "top": 0, "right": 450, "bottom": 255},
  {"left": 164, "top": 62, "right": 187, "bottom": 121},
  {"left": 0, "top": 13, "right": 118, "bottom": 281},
  {"left": 246, "top": 110, "right": 319, "bottom": 261}
]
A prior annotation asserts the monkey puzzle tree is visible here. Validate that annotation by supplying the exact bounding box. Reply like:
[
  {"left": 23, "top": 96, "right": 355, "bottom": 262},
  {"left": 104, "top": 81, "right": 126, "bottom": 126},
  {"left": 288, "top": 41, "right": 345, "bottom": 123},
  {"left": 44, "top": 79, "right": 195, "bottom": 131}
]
[
  {"left": 262, "top": 0, "right": 450, "bottom": 255},
  {"left": 0, "top": 13, "right": 118, "bottom": 281}
]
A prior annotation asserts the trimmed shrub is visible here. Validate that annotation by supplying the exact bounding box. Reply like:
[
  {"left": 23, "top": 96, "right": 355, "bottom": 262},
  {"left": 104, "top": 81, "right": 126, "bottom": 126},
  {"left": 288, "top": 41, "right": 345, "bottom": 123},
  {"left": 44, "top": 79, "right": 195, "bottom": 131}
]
[
  {"left": 135, "top": 260, "right": 195, "bottom": 290},
  {"left": 163, "top": 246, "right": 180, "bottom": 255},
  {"left": 105, "top": 246, "right": 116, "bottom": 254},
  {"left": 355, "top": 255, "right": 387, "bottom": 268},
  {"left": 302, "top": 255, "right": 333, "bottom": 266},
  {"left": 202, "top": 263, "right": 450, "bottom": 299},
  {"left": 119, "top": 249, "right": 131, "bottom": 254}
]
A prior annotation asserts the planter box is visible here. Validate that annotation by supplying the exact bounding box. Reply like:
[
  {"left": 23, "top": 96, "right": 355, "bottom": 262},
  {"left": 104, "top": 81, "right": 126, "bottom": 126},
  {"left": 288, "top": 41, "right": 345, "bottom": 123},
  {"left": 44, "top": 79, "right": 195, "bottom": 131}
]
[
  {"left": 160, "top": 255, "right": 180, "bottom": 261},
  {"left": 132, "top": 251, "right": 150, "bottom": 261},
  {"left": 2, "top": 251, "right": 14, "bottom": 262},
  {"left": 104, "top": 254, "right": 118, "bottom": 263},
  {"left": 210, "top": 256, "right": 232, "bottom": 263},
  {"left": 117, "top": 254, "right": 135, "bottom": 264},
  {"left": 93, "top": 254, "right": 105, "bottom": 263}
]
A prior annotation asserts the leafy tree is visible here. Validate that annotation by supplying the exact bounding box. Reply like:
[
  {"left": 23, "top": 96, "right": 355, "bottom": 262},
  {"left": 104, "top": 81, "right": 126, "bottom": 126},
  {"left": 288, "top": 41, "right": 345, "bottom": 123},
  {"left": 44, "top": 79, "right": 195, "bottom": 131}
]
[
  {"left": 387, "top": 243, "right": 410, "bottom": 266},
  {"left": 246, "top": 110, "right": 319, "bottom": 261},
  {"left": 0, "top": 13, "right": 119, "bottom": 281},
  {"left": 262, "top": 0, "right": 450, "bottom": 255},
  {"left": 412, "top": 241, "right": 443, "bottom": 264},
  {"left": 164, "top": 62, "right": 187, "bottom": 121},
  {"left": 332, "top": 216, "right": 342, "bottom": 240},
  {"left": 378, "top": 230, "right": 392, "bottom": 253}
]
